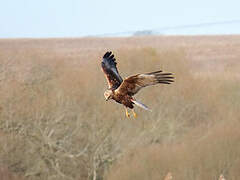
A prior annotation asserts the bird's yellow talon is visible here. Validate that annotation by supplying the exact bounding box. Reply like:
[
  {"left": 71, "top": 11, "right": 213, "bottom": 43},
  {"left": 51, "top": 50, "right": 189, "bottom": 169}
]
[
  {"left": 132, "top": 109, "right": 137, "bottom": 118},
  {"left": 133, "top": 112, "right": 137, "bottom": 118},
  {"left": 125, "top": 108, "right": 130, "bottom": 118}
]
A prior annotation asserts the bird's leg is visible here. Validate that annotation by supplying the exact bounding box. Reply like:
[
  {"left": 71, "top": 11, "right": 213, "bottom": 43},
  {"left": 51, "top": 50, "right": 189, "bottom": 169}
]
[
  {"left": 132, "top": 109, "right": 137, "bottom": 118},
  {"left": 125, "top": 107, "right": 130, "bottom": 118}
]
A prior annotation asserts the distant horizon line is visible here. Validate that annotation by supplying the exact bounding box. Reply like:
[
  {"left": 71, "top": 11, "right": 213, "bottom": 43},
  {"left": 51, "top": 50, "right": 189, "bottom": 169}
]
[
  {"left": 0, "top": 33, "right": 240, "bottom": 40},
  {"left": 91, "top": 19, "right": 240, "bottom": 37},
  {"left": 1, "top": 19, "right": 240, "bottom": 39}
]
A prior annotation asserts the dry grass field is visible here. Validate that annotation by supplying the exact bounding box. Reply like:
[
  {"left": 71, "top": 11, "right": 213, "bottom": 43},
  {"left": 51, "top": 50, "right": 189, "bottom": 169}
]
[{"left": 0, "top": 35, "right": 240, "bottom": 180}]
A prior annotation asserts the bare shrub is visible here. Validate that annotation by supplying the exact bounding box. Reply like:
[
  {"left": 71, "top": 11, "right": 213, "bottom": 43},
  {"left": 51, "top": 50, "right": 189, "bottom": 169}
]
[
  {"left": 0, "top": 165, "right": 24, "bottom": 180},
  {"left": 0, "top": 36, "right": 240, "bottom": 180}
]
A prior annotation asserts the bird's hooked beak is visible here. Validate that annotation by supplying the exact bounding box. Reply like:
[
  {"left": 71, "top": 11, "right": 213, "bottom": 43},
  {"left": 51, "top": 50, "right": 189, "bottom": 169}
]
[
  {"left": 105, "top": 96, "right": 110, "bottom": 101},
  {"left": 104, "top": 89, "right": 112, "bottom": 101}
]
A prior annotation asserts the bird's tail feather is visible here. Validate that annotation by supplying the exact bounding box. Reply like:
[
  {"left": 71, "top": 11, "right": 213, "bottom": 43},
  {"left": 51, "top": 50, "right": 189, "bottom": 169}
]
[{"left": 131, "top": 99, "right": 152, "bottom": 111}]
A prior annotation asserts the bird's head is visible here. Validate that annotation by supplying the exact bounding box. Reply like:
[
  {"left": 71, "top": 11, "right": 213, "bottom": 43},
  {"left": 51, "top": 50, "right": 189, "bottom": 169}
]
[{"left": 104, "top": 89, "right": 113, "bottom": 101}]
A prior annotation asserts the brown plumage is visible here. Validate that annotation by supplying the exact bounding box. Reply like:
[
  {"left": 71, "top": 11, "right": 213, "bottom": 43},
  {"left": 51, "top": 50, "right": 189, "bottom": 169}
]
[{"left": 101, "top": 51, "right": 174, "bottom": 117}]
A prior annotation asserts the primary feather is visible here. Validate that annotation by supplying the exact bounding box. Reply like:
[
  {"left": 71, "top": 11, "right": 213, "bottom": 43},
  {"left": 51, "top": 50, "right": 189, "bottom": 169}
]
[
  {"left": 101, "top": 51, "right": 123, "bottom": 90},
  {"left": 115, "top": 71, "right": 174, "bottom": 96}
]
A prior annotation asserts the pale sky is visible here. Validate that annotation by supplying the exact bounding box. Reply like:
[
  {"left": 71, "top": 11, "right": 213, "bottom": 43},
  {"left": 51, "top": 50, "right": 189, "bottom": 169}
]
[{"left": 1, "top": 0, "right": 240, "bottom": 38}]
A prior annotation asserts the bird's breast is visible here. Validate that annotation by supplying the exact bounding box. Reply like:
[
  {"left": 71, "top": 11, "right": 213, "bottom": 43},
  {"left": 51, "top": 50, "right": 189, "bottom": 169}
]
[{"left": 113, "top": 94, "right": 134, "bottom": 108}]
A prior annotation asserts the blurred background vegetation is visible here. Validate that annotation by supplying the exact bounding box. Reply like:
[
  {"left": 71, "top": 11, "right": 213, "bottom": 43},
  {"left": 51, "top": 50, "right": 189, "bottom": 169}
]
[{"left": 0, "top": 35, "right": 240, "bottom": 180}]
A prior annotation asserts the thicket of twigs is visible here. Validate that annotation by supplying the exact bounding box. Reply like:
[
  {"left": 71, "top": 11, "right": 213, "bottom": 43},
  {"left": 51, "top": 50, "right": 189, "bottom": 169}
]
[{"left": 0, "top": 36, "right": 240, "bottom": 180}]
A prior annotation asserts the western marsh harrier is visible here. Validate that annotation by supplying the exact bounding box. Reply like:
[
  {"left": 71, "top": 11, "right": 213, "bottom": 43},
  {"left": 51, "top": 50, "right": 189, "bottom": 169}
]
[{"left": 101, "top": 51, "right": 174, "bottom": 118}]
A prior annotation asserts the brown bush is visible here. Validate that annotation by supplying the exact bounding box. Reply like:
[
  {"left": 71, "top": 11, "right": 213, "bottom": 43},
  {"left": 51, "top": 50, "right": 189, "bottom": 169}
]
[{"left": 0, "top": 36, "right": 240, "bottom": 180}]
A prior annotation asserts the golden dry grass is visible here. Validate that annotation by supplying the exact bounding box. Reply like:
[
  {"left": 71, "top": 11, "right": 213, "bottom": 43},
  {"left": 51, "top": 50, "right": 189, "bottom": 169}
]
[{"left": 0, "top": 35, "right": 240, "bottom": 180}]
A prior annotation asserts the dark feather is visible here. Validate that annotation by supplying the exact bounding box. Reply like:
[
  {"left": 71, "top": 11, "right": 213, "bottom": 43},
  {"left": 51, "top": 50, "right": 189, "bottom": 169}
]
[{"left": 101, "top": 51, "right": 123, "bottom": 90}]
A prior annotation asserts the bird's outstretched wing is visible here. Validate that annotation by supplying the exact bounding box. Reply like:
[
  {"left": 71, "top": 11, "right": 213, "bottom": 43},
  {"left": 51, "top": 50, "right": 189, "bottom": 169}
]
[
  {"left": 115, "top": 71, "right": 174, "bottom": 96},
  {"left": 101, "top": 51, "right": 123, "bottom": 90}
]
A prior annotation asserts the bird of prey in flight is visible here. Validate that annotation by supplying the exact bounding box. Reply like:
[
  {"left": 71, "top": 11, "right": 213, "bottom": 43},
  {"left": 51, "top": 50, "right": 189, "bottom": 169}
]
[{"left": 101, "top": 51, "right": 174, "bottom": 118}]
